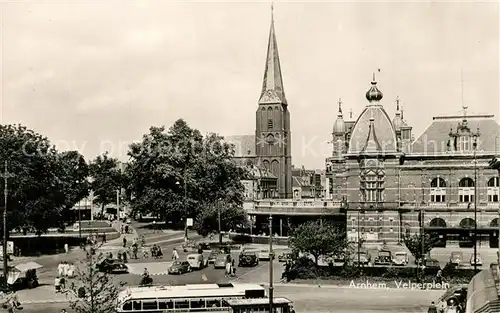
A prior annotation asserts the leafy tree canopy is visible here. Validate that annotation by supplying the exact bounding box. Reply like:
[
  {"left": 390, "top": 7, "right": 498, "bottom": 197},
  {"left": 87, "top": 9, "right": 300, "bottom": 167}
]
[
  {"left": 403, "top": 232, "right": 439, "bottom": 262},
  {"left": 89, "top": 152, "right": 123, "bottom": 213},
  {"left": 0, "top": 124, "right": 89, "bottom": 234},
  {"left": 125, "top": 119, "right": 247, "bottom": 235},
  {"left": 289, "top": 220, "right": 347, "bottom": 265}
]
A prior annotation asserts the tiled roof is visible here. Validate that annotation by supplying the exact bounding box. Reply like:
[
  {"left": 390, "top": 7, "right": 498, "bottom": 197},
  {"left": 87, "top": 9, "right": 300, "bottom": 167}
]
[
  {"left": 224, "top": 135, "right": 255, "bottom": 157},
  {"left": 412, "top": 115, "right": 500, "bottom": 154}
]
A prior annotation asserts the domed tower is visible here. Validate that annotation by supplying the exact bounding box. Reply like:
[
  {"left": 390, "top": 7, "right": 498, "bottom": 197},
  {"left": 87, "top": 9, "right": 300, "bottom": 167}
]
[
  {"left": 332, "top": 98, "right": 346, "bottom": 154},
  {"left": 392, "top": 96, "right": 403, "bottom": 151}
]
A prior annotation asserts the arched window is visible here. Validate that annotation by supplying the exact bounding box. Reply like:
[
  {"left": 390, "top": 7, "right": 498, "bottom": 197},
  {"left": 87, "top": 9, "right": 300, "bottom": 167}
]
[
  {"left": 487, "top": 177, "right": 499, "bottom": 202},
  {"left": 267, "top": 119, "right": 273, "bottom": 129},
  {"left": 458, "top": 177, "right": 475, "bottom": 203},
  {"left": 430, "top": 178, "right": 446, "bottom": 203}
]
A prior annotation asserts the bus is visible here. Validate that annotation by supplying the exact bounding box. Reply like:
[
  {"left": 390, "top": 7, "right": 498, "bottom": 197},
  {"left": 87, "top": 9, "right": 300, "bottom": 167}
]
[{"left": 116, "top": 282, "right": 278, "bottom": 312}]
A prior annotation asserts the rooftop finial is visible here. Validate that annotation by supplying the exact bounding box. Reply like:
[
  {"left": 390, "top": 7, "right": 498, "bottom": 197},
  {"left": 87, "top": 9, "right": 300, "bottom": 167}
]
[
  {"left": 271, "top": 1, "right": 274, "bottom": 21},
  {"left": 372, "top": 72, "right": 376, "bottom": 83},
  {"left": 349, "top": 108, "right": 353, "bottom": 119},
  {"left": 461, "top": 69, "right": 467, "bottom": 118},
  {"left": 396, "top": 96, "right": 400, "bottom": 111},
  {"left": 338, "top": 98, "right": 342, "bottom": 114}
]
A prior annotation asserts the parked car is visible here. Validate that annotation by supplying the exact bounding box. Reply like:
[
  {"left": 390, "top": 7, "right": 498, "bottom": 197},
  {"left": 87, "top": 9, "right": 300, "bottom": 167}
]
[
  {"left": 186, "top": 254, "right": 205, "bottom": 270},
  {"left": 470, "top": 253, "right": 482, "bottom": 266},
  {"left": 392, "top": 252, "right": 409, "bottom": 266},
  {"left": 450, "top": 252, "right": 464, "bottom": 265},
  {"left": 278, "top": 251, "right": 292, "bottom": 262},
  {"left": 214, "top": 254, "right": 232, "bottom": 269},
  {"left": 96, "top": 259, "right": 128, "bottom": 274},
  {"left": 374, "top": 250, "right": 392, "bottom": 266},
  {"left": 238, "top": 251, "right": 259, "bottom": 267},
  {"left": 353, "top": 252, "right": 370, "bottom": 266},
  {"left": 207, "top": 250, "right": 220, "bottom": 264},
  {"left": 424, "top": 258, "right": 441, "bottom": 270},
  {"left": 258, "top": 249, "right": 274, "bottom": 261},
  {"left": 168, "top": 261, "right": 191, "bottom": 274}
]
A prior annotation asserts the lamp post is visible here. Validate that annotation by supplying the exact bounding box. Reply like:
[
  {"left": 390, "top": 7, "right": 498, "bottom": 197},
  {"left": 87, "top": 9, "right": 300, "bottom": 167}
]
[
  {"left": 176, "top": 174, "right": 188, "bottom": 242},
  {"left": 217, "top": 199, "right": 222, "bottom": 244},
  {"left": 1, "top": 161, "right": 13, "bottom": 287},
  {"left": 473, "top": 134, "right": 478, "bottom": 272},
  {"left": 357, "top": 207, "right": 360, "bottom": 268},
  {"left": 268, "top": 215, "right": 274, "bottom": 313}
]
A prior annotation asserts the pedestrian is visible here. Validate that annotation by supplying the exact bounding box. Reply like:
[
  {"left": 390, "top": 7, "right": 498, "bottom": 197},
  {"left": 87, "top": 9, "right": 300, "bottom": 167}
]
[
  {"left": 133, "top": 246, "right": 138, "bottom": 259},
  {"left": 122, "top": 251, "right": 128, "bottom": 263},
  {"left": 231, "top": 260, "right": 236, "bottom": 277},
  {"left": 64, "top": 243, "right": 69, "bottom": 254},
  {"left": 57, "top": 262, "right": 64, "bottom": 277},
  {"left": 54, "top": 276, "right": 61, "bottom": 293},
  {"left": 121, "top": 225, "right": 124, "bottom": 234},
  {"left": 172, "top": 248, "right": 179, "bottom": 260},
  {"left": 67, "top": 263, "right": 74, "bottom": 278},
  {"left": 436, "top": 269, "right": 443, "bottom": 284},
  {"left": 125, "top": 225, "right": 129, "bottom": 234},
  {"left": 428, "top": 301, "right": 438, "bottom": 313},
  {"left": 225, "top": 261, "right": 231, "bottom": 278},
  {"left": 123, "top": 237, "right": 127, "bottom": 248}
]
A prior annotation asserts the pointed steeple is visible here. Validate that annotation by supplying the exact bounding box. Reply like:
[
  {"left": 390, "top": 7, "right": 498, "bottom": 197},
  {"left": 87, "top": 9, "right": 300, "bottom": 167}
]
[
  {"left": 259, "top": 5, "right": 287, "bottom": 105},
  {"left": 361, "top": 117, "right": 382, "bottom": 153}
]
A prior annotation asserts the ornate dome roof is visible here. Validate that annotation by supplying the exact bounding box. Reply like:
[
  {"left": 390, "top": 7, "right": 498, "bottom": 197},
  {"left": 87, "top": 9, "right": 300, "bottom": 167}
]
[
  {"left": 332, "top": 99, "right": 346, "bottom": 135},
  {"left": 365, "top": 73, "right": 383, "bottom": 102},
  {"left": 347, "top": 78, "right": 397, "bottom": 154}
]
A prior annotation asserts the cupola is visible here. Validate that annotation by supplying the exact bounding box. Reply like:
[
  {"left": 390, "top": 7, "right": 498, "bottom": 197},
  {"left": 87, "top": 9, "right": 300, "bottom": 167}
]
[
  {"left": 332, "top": 98, "right": 346, "bottom": 135},
  {"left": 365, "top": 73, "right": 383, "bottom": 103}
]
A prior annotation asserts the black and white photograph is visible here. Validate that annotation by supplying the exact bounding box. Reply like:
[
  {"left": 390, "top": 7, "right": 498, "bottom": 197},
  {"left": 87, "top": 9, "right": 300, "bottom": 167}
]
[{"left": 0, "top": 1, "right": 499, "bottom": 313}]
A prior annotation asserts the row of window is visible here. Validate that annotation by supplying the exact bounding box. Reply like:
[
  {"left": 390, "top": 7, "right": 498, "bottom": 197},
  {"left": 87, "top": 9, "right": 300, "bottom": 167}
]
[{"left": 431, "top": 177, "right": 499, "bottom": 188}]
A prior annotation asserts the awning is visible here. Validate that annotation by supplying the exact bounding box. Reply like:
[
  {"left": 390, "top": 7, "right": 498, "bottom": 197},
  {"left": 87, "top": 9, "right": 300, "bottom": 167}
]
[{"left": 14, "top": 262, "right": 43, "bottom": 272}]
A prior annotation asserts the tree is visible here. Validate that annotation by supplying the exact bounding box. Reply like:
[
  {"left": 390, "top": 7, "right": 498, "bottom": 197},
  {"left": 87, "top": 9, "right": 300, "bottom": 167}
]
[
  {"left": 0, "top": 124, "right": 88, "bottom": 234},
  {"left": 289, "top": 220, "right": 347, "bottom": 265},
  {"left": 125, "top": 119, "right": 247, "bottom": 235},
  {"left": 64, "top": 242, "right": 125, "bottom": 313},
  {"left": 195, "top": 199, "right": 248, "bottom": 237},
  {"left": 403, "top": 232, "right": 439, "bottom": 263},
  {"left": 89, "top": 153, "right": 123, "bottom": 216}
]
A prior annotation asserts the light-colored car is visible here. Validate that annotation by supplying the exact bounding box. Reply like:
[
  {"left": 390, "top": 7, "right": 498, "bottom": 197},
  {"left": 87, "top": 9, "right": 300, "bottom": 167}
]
[
  {"left": 187, "top": 254, "right": 205, "bottom": 270},
  {"left": 392, "top": 252, "right": 409, "bottom": 266},
  {"left": 213, "top": 254, "right": 231, "bottom": 269},
  {"left": 470, "top": 253, "right": 482, "bottom": 266},
  {"left": 353, "top": 252, "right": 370, "bottom": 265},
  {"left": 450, "top": 252, "right": 463, "bottom": 265},
  {"left": 258, "top": 249, "right": 274, "bottom": 260}
]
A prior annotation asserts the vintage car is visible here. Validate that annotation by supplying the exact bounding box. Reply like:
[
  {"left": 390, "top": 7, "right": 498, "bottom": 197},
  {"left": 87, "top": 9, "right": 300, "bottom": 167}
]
[
  {"left": 186, "top": 254, "right": 206, "bottom": 270},
  {"left": 238, "top": 251, "right": 259, "bottom": 267},
  {"left": 257, "top": 249, "right": 274, "bottom": 261},
  {"left": 7, "top": 262, "right": 42, "bottom": 290},
  {"left": 392, "top": 252, "right": 409, "bottom": 266},
  {"left": 278, "top": 251, "right": 292, "bottom": 263},
  {"left": 374, "top": 250, "right": 392, "bottom": 266},
  {"left": 352, "top": 252, "right": 371, "bottom": 266},
  {"left": 449, "top": 251, "right": 464, "bottom": 265},
  {"left": 96, "top": 259, "right": 128, "bottom": 274},
  {"left": 424, "top": 258, "right": 441, "bottom": 270},
  {"left": 213, "top": 254, "right": 232, "bottom": 269},
  {"left": 207, "top": 249, "right": 220, "bottom": 264},
  {"left": 168, "top": 261, "right": 191, "bottom": 275}
]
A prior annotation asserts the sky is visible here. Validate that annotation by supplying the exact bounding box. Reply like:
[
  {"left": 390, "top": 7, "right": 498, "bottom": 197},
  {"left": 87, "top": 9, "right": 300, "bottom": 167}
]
[{"left": 1, "top": 1, "right": 499, "bottom": 169}]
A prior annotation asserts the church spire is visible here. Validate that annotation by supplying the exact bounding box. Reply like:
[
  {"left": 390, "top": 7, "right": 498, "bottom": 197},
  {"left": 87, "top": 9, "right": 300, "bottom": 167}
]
[{"left": 258, "top": 4, "right": 287, "bottom": 105}]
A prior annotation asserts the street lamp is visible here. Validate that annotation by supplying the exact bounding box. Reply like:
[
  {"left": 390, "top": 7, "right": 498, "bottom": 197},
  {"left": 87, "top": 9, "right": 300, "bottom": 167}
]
[
  {"left": 268, "top": 215, "right": 274, "bottom": 313},
  {"left": 176, "top": 175, "right": 188, "bottom": 241},
  {"left": 217, "top": 199, "right": 222, "bottom": 244},
  {"left": 473, "top": 133, "right": 479, "bottom": 272}
]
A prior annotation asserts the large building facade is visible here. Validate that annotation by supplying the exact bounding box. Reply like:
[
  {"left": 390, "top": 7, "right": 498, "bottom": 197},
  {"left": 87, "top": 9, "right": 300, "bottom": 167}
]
[{"left": 326, "top": 77, "right": 500, "bottom": 246}]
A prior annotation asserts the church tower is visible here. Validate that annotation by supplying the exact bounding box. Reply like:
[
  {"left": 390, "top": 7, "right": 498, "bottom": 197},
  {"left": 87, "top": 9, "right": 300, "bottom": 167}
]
[{"left": 255, "top": 7, "right": 292, "bottom": 199}]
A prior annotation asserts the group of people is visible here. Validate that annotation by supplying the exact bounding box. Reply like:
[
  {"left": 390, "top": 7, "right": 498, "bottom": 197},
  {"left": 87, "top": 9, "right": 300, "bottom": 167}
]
[
  {"left": 280, "top": 260, "right": 294, "bottom": 282},
  {"left": 55, "top": 262, "right": 76, "bottom": 292}
]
